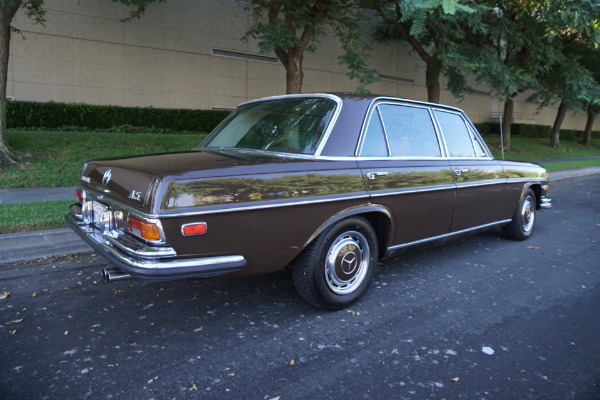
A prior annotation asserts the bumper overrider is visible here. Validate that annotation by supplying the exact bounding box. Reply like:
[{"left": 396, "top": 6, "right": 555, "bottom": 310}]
[{"left": 66, "top": 204, "right": 246, "bottom": 281}]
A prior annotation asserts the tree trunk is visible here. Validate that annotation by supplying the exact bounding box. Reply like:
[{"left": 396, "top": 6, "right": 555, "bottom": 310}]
[
  {"left": 549, "top": 101, "right": 568, "bottom": 149},
  {"left": 0, "top": 1, "right": 22, "bottom": 168},
  {"left": 284, "top": 49, "right": 303, "bottom": 94},
  {"left": 502, "top": 97, "right": 514, "bottom": 151},
  {"left": 425, "top": 59, "right": 442, "bottom": 104},
  {"left": 582, "top": 111, "right": 596, "bottom": 147}
]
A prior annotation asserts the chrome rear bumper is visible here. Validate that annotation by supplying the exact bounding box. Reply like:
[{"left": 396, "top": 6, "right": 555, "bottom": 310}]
[{"left": 65, "top": 208, "right": 246, "bottom": 280}]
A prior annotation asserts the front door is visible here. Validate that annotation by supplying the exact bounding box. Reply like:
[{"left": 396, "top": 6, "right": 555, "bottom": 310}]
[{"left": 433, "top": 109, "right": 506, "bottom": 232}]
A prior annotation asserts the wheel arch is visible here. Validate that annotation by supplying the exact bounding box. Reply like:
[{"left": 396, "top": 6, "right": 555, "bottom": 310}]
[
  {"left": 303, "top": 204, "right": 394, "bottom": 259},
  {"left": 525, "top": 182, "right": 542, "bottom": 209}
]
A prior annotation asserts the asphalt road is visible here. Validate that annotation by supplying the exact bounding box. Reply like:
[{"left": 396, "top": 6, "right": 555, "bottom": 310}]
[{"left": 1, "top": 175, "right": 599, "bottom": 400}]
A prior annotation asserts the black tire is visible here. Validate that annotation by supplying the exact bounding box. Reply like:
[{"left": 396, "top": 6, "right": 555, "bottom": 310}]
[
  {"left": 502, "top": 188, "right": 536, "bottom": 241},
  {"left": 291, "top": 217, "right": 378, "bottom": 310}
]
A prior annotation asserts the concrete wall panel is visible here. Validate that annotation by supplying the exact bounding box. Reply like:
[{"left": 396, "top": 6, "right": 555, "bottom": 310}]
[{"left": 5, "top": 0, "right": 598, "bottom": 132}]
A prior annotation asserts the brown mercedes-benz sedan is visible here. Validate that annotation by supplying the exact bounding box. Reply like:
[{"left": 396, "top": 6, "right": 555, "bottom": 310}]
[{"left": 66, "top": 93, "right": 551, "bottom": 310}]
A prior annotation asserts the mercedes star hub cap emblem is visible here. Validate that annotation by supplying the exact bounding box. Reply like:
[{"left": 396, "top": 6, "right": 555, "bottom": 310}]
[{"left": 341, "top": 251, "right": 358, "bottom": 274}]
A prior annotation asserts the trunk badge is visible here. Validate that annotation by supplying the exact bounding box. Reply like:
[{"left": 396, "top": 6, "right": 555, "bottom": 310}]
[
  {"left": 102, "top": 169, "right": 112, "bottom": 186},
  {"left": 128, "top": 190, "right": 142, "bottom": 201}
]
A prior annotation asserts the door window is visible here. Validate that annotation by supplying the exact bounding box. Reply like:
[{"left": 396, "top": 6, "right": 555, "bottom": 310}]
[
  {"left": 434, "top": 110, "right": 477, "bottom": 158},
  {"left": 360, "top": 104, "right": 441, "bottom": 158}
]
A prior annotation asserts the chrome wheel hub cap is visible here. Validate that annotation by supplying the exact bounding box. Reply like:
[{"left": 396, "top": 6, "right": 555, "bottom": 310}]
[
  {"left": 521, "top": 196, "right": 535, "bottom": 233},
  {"left": 325, "top": 231, "right": 370, "bottom": 295}
]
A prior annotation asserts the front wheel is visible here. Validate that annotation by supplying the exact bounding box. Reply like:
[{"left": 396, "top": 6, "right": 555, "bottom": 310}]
[
  {"left": 291, "top": 217, "right": 378, "bottom": 310},
  {"left": 502, "top": 188, "right": 536, "bottom": 241}
]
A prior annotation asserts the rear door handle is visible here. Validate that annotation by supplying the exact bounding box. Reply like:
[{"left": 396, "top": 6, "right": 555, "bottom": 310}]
[{"left": 366, "top": 171, "right": 389, "bottom": 180}]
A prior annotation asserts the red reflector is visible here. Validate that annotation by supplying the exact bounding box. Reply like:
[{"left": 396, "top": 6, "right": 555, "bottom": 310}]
[
  {"left": 182, "top": 223, "right": 207, "bottom": 236},
  {"left": 75, "top": 189, "right": 83, "bottom": 204}
]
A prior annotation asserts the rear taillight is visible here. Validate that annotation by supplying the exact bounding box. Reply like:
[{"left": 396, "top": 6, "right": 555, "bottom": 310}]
[
  {"left": 128, "top": 215, "right": 161, "bottom": 242},
  {"left": 75, "top": 189, "right": 84, "bottom": 204}
]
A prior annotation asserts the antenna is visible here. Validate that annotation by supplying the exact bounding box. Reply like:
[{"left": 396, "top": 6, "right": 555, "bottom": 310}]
[{"left": 499, "top": 115, "right": 505, "bottom": 160}]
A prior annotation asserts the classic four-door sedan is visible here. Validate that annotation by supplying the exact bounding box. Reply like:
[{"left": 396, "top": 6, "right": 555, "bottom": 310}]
[{"left": 66, "top": 93, "right": 551, "bottom": 310}]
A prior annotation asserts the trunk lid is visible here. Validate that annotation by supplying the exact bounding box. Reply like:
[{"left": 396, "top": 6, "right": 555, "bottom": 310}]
[{"left": 79, "top": 150, "right": 329, "bottom": 212}]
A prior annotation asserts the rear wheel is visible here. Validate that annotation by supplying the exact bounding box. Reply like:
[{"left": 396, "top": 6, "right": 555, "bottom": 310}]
[
  {"left": 292, "top": 217, "right": 378, "bottom": 310},
  {"left": 503, "top": 189, "right": 536, "bottom": 241}
]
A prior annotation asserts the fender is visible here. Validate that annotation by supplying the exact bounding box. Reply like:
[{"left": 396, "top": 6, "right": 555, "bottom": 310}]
[{"left": 303, "top": 203, "right": 395, "bottom": 254}]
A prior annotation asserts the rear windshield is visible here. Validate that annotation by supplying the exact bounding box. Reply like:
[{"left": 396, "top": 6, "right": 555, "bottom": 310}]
[{"left": 201, "top": 97, "right": 336, "bottom": 155}]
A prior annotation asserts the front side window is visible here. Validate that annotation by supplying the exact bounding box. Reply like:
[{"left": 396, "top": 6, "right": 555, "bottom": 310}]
[
  {"left": 435, "top": 110, "right": 476, "bottom": 158},
  {"left": 202, "top": 97, "right": 336, "bottom": 155}
]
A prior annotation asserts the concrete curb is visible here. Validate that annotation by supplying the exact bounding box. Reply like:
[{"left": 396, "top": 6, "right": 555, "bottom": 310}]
[
  {"left": 0, "top": 228, "right": 91, "bottom": 264},
  {"left": 548, "top": 167, "right": 600, "bottom": 181}
]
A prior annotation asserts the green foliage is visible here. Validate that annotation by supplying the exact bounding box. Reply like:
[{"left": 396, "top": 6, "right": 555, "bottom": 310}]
[
  {"left": 245, "top": 0, "right": 376, "bottom": 93},
  {"left": 6, "top": 101, "right": 230, "bottom": 133},
  {"left": 369, "top": 0, "right": 487, "bottom": 101},
  {"left": 6, "top": 0, "right": 46, "bottom": 35},
  {"left": 513, "top": 124, "right": 552, "bottom": 139},
  {"left": 476, "top": 122, "right": 599, "bottom": 141}
]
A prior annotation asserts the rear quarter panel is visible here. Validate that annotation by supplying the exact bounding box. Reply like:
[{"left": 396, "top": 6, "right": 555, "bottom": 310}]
[{"left": 156, "top": 161, "right": 372, "bottom": 275}]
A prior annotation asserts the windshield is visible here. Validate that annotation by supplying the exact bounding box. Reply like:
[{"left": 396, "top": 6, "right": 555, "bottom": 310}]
[{"left": 201, "top": 97, "right": 337, "bottom": 155}]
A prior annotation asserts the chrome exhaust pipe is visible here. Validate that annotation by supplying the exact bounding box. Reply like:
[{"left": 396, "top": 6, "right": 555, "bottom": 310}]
[{"left": 102, "top": 267, "right": 132, "bottom": 282}]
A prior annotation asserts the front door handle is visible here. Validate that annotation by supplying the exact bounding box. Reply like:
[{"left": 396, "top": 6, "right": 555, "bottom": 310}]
[
  {"left": 454, "top": 168, "right": 469, "bottom": 176},
  {"left": 366, "top": 171, "right": 389, "bottom": 180}
]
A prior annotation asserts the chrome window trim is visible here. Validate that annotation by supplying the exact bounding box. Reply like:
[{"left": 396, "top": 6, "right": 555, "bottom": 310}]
[
  {"left": 467, "top": 125, "right": 492, "bottom": 158},
  {"left": 377, "top": 106, "right": 392, "bottom": 156},
  {"left": 356, "top": 156, "right": 456, "bottom": 161},
  {"left": 446, "top": 156, "right": 495, "bottom": 161},
  {"left": 356, "top": 100, "right": 445, "bottom": 158},
  {"left": 465, "top": 119, "right": 493, "bottom": 158}
]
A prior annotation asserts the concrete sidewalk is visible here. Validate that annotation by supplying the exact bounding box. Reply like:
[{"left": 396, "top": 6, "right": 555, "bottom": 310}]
[
  {"left": 0, "top": 187, "right": 76, "bottom": 204},
  {"left": 1, "top": 167, "right": 599, "bottom": 264}
]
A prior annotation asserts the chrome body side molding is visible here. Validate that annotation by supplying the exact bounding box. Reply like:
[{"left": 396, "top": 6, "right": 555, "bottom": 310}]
[{"left": 383, "top": 219, "right": 512, "bottom": 258}]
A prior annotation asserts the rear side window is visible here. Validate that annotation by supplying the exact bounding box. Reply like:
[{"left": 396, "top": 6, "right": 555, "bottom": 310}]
[
  {"left": 435, "top": 110, "right": 477, "bottom": 158},
  {"left": 360, "top": 104, "right": 441, "bottom": 158}
]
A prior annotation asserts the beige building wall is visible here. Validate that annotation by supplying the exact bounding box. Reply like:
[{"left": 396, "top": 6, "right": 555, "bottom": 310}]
[{"left": 8, "top": 0, "right": 598, "bottom": 131}]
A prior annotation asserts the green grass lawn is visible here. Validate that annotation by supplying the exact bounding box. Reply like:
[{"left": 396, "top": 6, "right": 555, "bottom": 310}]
[
  {"left": 1, "top": 130, "right": 206, "bottom": 188},
  {"left": 0, "top": 130, "right": 598, "bottom": 234},
  {"left": 0, "top": 200, "right": 74, "bottom": 234},
  {"left": 482, "top": 135, "right": 600, "bottom": 162}
]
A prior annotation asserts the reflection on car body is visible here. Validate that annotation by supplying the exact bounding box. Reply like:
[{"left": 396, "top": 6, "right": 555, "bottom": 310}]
[{"left": 66, "top": 93, "right": 551, "bottom": 310}]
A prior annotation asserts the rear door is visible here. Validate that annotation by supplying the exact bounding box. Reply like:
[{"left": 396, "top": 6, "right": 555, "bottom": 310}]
[
  {"left": 356, "top": 101, "right": 455, "bottom": 246},
  {"left": 433, "top": 109, "right": 506, "bottom": 232}
]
